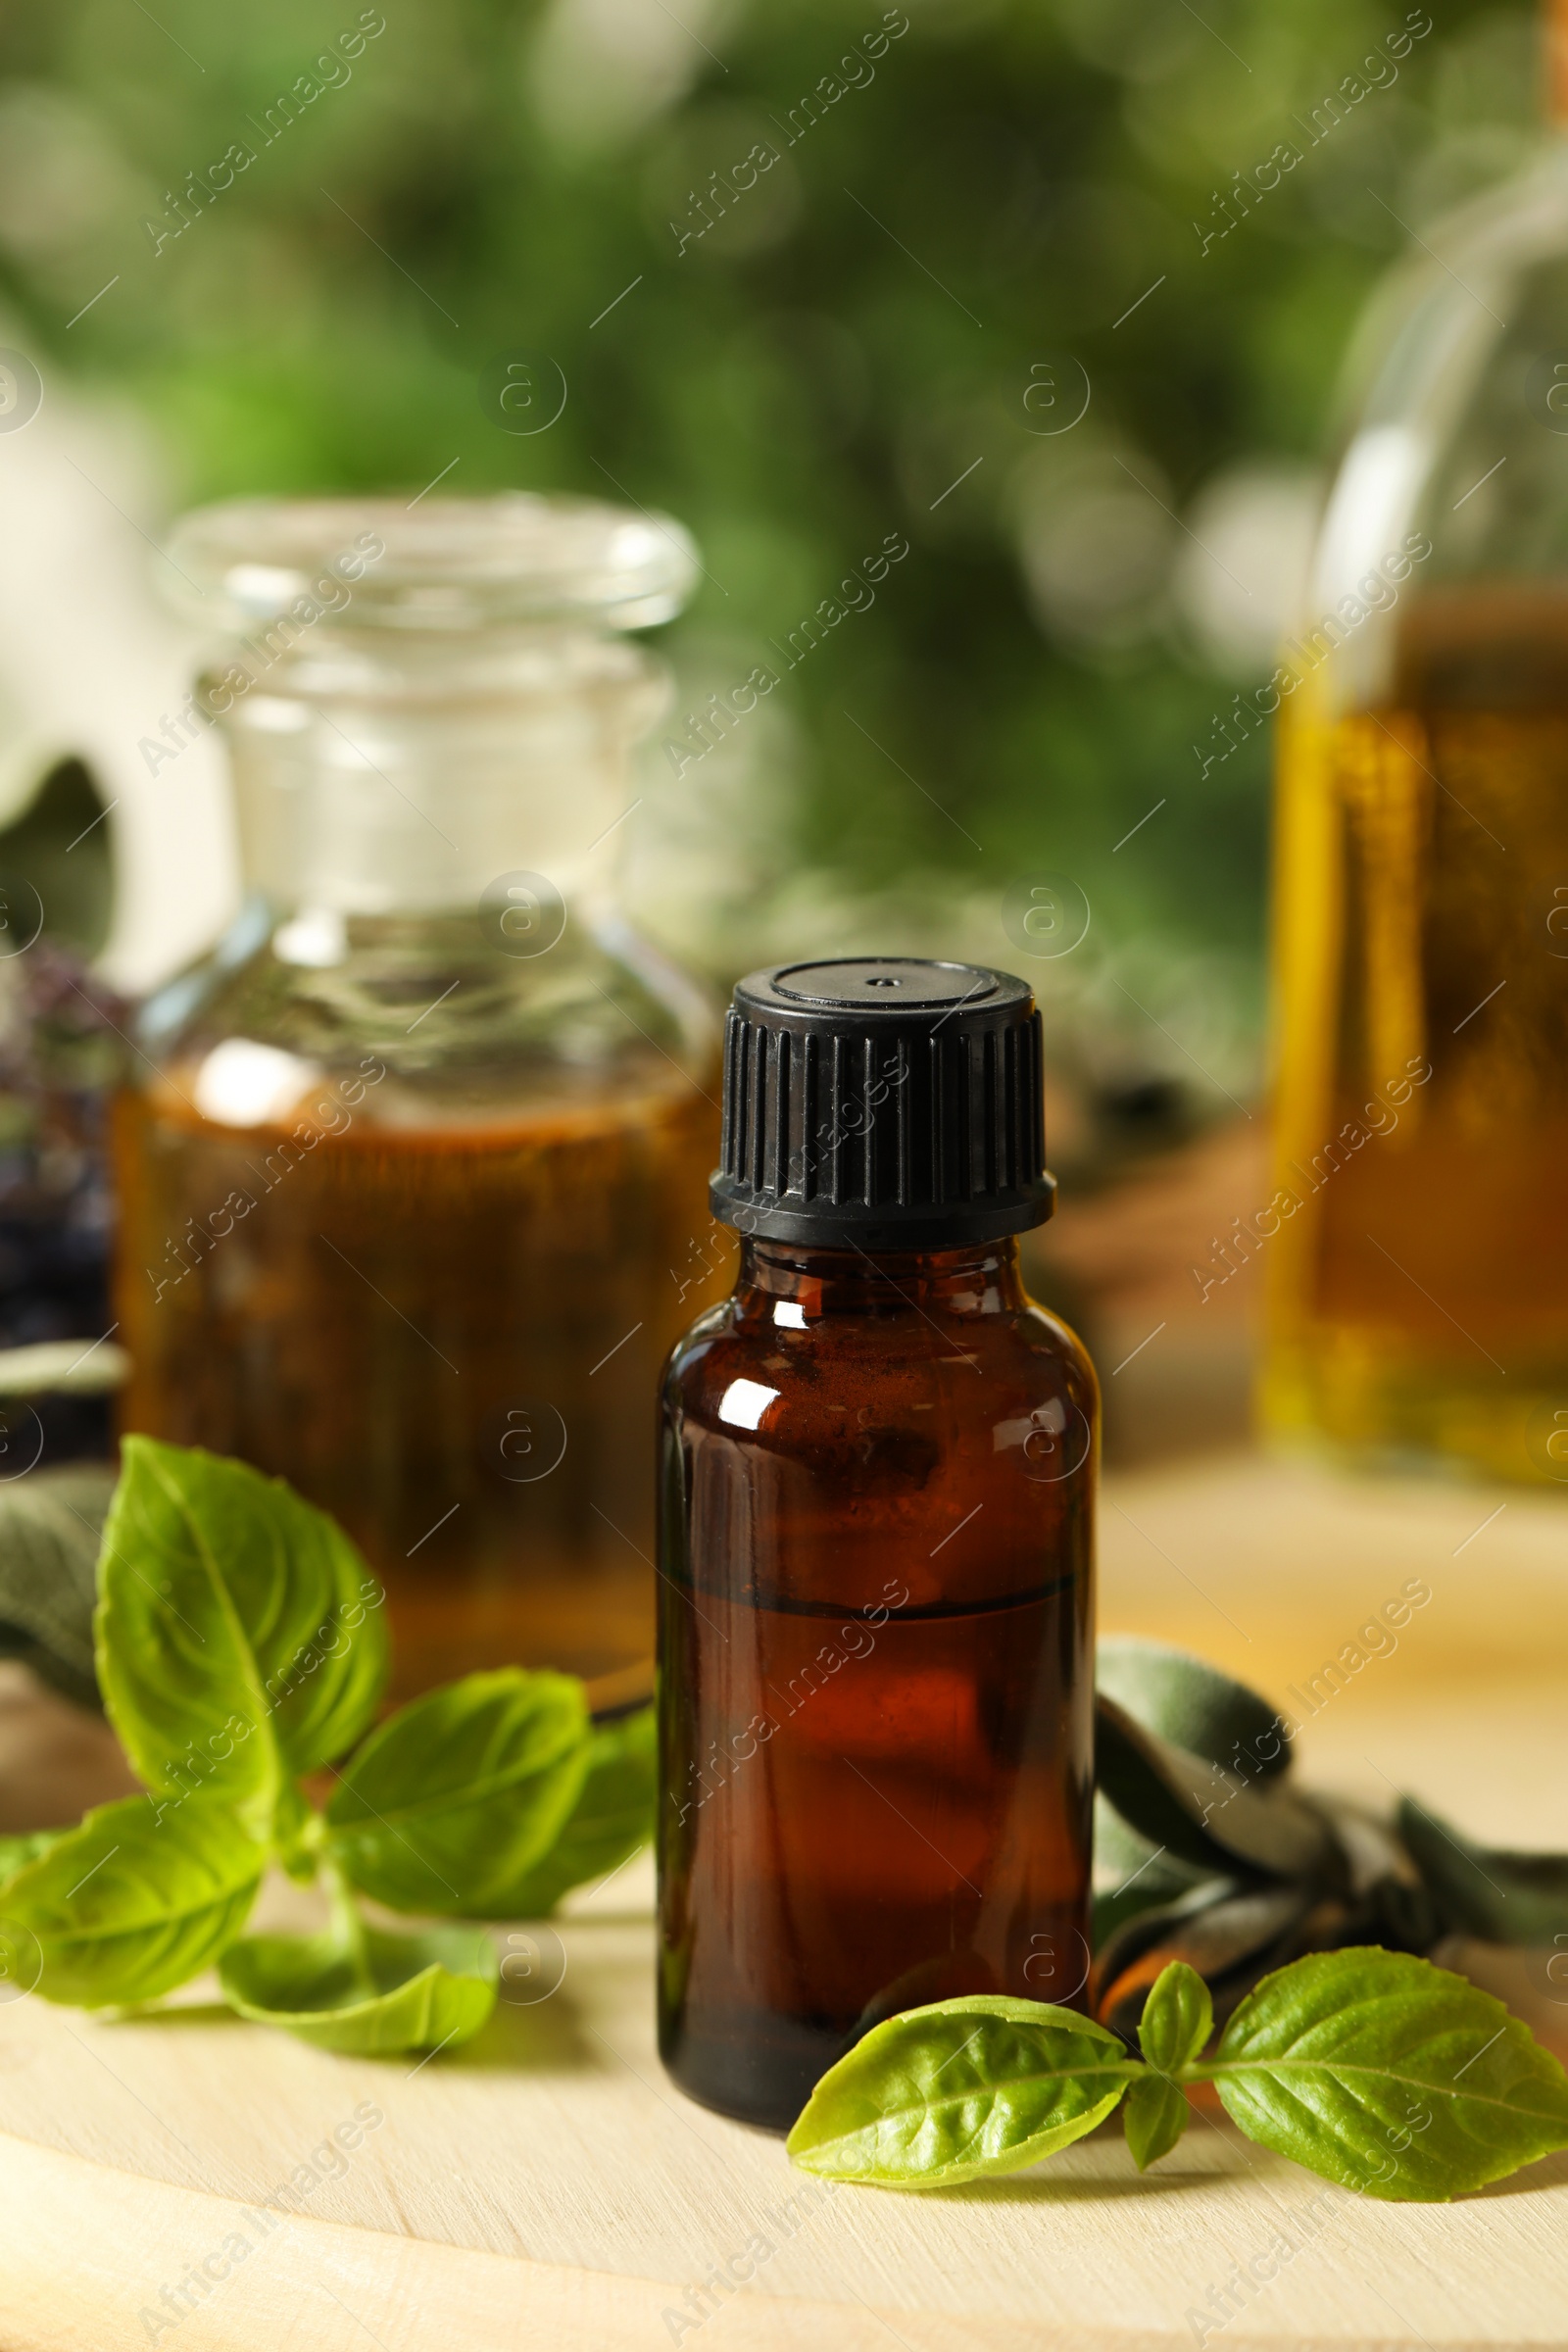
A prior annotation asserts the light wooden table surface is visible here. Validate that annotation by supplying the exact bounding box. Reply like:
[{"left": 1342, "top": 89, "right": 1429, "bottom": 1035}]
[{"left": 1, "top": 1450, "right": 1565, "bottom": 2352}]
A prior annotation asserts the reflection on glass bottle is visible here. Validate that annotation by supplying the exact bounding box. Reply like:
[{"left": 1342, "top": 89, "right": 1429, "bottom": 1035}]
[
  {"left": 113, "top": 496, "right": 729, "bottom": 1700},
  {"left": 1265, "top": 95, "right": 1568, "bottom": 1485}
]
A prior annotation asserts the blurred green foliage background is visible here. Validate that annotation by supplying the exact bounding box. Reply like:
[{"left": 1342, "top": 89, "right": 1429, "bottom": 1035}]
[{"left": 0, "top": 0, "right": 1542, "bottom": 1117}]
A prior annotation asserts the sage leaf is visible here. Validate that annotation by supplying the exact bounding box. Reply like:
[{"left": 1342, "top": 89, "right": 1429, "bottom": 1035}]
[
  {"left": 1092, "top": 1802, "right": 1207, "bottom": 1948},
  {"left": 1093, "top": 1794, "right": 1179, "bottom": 1889},
  {"left": 0, "top": 1792, "right": 264, "bottom": 2006},
  {"left": 492, "top": 1703, "right": 654, "bottom": 1917},
  {"left": 0, "top": 1463, "right": 116, "bottom": 1708},
  {"left": 325, "top": 1668, "right": 589, "bottom": 1916},
  {"left": 1091, "top": 1881, "right": 1307, "bottom": 2046},
  {"left": 1397, "top": 1796, "right": 1568, "bottom": 1945},
  {"left": 786, "top": 1995, "right": 1139, "bottom": 2187},
  {"left": 95, "top": 1439, "right": 387, "bottom": 1835},
  {"left": 1099, "top": 1638, "right": 1289, "bottom": 1781},
  {"left": 1302, "top": 1796, "right": 1438, "bottom": 1959},
  {"left": 1096, "top": 1693, "right": 1336, "bottom": 1882},
  {"left": 220, "top": 1912, "right": 497, "bottom": 2055},
  {"left": 1123, "top": 2072, "right": 1189, "bottom": 2172},
  {"left": 1207, "top": 1948, "right": 1568, "bottom": 2200},
  {"left": 1138, "top": 1960, "right": 1212, "bottom": 2073}
]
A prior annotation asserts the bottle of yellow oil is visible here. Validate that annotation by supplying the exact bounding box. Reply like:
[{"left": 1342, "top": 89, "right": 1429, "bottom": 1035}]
[{"left": 1264, "top": 21, "right": 1568, "bottom": 1485}]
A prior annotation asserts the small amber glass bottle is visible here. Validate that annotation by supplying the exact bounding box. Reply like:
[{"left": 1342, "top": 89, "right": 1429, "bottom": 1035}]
[{"left": 657, "top": 957, "right": 1098, "bottom": 2130}]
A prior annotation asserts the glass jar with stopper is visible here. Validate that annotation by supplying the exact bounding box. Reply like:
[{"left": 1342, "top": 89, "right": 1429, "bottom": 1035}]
[{"left": 115, "top": 493, "right": 727, "bottom": 1704}]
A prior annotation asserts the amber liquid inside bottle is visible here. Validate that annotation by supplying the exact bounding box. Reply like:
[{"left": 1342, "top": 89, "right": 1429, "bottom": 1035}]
[
  {"left": 1267, "top": 587, "right": 1568, "bottom": 1478},
  {"left": 658, "top": 1237, "right": 1096, "bottom": 2130},
  {"left": 115, "top": 1071, "right": 725, "bottom": 1704}
]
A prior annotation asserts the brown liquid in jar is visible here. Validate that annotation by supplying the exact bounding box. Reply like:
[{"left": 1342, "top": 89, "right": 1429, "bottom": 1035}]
[{"left": 114, "top": 1071, "right": 727, "bottom": 1704}]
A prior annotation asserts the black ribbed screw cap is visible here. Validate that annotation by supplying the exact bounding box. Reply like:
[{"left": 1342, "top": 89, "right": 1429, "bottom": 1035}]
[{"left": 710, "top": 956, "right": 1055, "bottom": 1250}]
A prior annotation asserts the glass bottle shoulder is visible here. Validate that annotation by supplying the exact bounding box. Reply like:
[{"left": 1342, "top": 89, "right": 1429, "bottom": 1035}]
[
  {"left": 134, "top": 898, "right": 718, "bottom": 1131},
  {"left": 662, "top": 1274, "right": 1098, "bottom": 1469}
]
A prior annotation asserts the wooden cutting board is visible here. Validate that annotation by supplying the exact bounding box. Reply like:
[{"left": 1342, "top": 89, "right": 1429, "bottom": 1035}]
[{"left": 2, "top": 1449, "right": 1566, "bottom": 2352}]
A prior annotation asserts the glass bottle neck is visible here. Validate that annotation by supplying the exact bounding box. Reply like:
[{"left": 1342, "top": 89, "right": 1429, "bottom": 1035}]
[
  {"left": 734, "top": 1235, "right": 1026, "bottom": 1316},
  {"left": 207, "top": 623, "right": 666, "bottom": 917}
]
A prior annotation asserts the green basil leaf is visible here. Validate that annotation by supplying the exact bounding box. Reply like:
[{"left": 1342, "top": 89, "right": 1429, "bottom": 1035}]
[
  {"left": 1208, "top": 1947, "right": 1568, "bottom": 2201},
  {"left": 325, "top": 1669, "right": 589, "bottom": 1915},
  {"left": 1099, "top": 1637, "right": 1290, "bottom": 1781},
  {"left": 0, "top": 1792, "right": 264, "bottom": 2006},
  {"left": 1397, "top": 1796, "right": 1568, "bottom": 1945},
  {"left": 1138, "top": 1960, "right": 1212, "bottom": 2073},
  {"left": 493, "top": 1704, "right": 654, "bottom": 1917},
  {"left": 220, "top": 1914, "right": 498, "bottom": 2055},
  {"left": 786, "top": 1995, "right": 1138, "bottom": 2187},
  {"left": 0, "top": 1828, "right": 63, "bottom": 1886},
  {"left": 95, "top": 1439, "right": 387, "bottom": 1833},
  {"left": 1096, "top": 1692, "right": 1336, "bottom": 1882},
  {"left": 1123, "top": 2072, "right": 1189, "bottom": 2172}
]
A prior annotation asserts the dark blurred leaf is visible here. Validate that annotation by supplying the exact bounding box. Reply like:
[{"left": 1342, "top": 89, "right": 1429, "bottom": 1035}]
[
  {"left": 1092, "top": 1878, "right": 1307, "bottom": 2042},
  {"left": 1398, "top": 1796, "right": 1568, "bottom": 1946},
  {"left": 1092, "top": 1849, "right": 1445, "bottom": 2044},
  {"left": 1311, "top": 1792, "right": 1440, "bottom": 1954},
  {"left": 1098, "top": 1637, "right": 1290, "bottom": 1781},
  {"left": 1095, "top": 1691, "right": 1338, "bottom": 1882},
  {"left": 1092, "top": 1798, "right": 1209, "bottom": 1948},
  {"left": 0, "top": 1462, "right": 114, "bottom": 1708},
  {"left": 0, "top": 760, "right": 114, "bottom": 960}
]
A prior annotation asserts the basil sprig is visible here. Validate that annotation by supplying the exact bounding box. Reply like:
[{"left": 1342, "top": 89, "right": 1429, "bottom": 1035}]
[
  {"left": 219, "top": 1866, "right": 499, "bottom": 2055},
  {"left": 0, "top": 1440, "right": 654, "bottom": 2053},
  {"left": 788, "top": 1953, "right": 1568, "bottom": 2201},
  {"left": 96, "top": 1436, "right": 389, "bottom": 1839},
  {"left": 323, "top": 1669, "right": 591, "bottom": 1915},
  {"left": 0, "top": 1792, "right": 266, "bottom": 2007}
]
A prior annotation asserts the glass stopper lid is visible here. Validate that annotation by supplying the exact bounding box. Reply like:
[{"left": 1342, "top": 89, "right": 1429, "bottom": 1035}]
[{"left": 162, "top": 492, "right": 698, "bottom": 632}]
